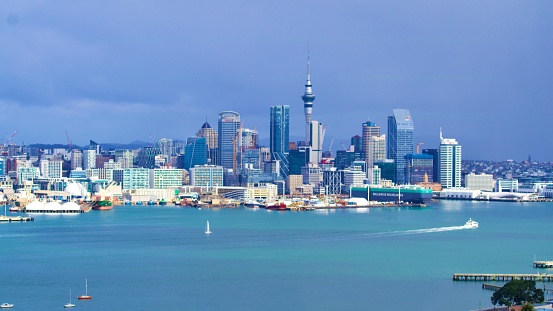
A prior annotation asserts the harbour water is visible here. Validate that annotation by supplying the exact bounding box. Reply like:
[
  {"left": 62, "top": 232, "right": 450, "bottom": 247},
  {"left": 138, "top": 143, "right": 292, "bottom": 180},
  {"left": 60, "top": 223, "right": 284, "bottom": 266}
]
[{"left": 1, "top": 200, "right": 552, "bottom": 310}]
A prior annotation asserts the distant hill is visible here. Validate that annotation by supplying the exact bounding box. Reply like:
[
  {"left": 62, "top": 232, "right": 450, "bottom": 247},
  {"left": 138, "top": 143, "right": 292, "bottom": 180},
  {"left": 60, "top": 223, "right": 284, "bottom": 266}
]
[{"left": 28, "top": 141, "right": 151, "bottom": 151}]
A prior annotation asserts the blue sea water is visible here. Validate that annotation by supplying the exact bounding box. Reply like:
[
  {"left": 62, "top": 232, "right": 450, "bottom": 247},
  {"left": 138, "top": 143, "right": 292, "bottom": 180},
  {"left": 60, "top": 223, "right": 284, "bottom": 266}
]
[{"left": 1, "top": 200, "right": 552, "bottom": 311}]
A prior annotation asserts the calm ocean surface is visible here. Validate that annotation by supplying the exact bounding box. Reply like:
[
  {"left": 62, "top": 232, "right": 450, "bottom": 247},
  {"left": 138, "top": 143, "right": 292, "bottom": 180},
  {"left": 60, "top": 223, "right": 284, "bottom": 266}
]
[{"left": 1, "top": 200, "right": 552, "bottom": 311}]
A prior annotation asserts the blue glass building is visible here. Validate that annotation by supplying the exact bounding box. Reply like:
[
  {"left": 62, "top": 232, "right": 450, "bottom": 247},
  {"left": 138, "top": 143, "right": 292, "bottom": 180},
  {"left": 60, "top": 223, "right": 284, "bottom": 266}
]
[
  {"left": 387, "top": 109, "right": 414, "bottom": 184},
  {"left": 270, "top": 105, "right": 289, "bottom": 178},
  {"left": 184, "top": 137, "right": 208, "bottom": 171},
  {"left": 217, "top": 111, "right": 240, "bottom": 171}
]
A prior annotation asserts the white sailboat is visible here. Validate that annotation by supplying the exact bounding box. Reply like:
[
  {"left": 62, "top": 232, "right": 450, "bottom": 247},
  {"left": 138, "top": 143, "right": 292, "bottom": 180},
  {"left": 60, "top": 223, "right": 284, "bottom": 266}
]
[
  {"left": 64, "top": 289, "right": 75, "bottom": 308},
  {"left": 205, "top": 220, "right": 212, "bottom": 235}
]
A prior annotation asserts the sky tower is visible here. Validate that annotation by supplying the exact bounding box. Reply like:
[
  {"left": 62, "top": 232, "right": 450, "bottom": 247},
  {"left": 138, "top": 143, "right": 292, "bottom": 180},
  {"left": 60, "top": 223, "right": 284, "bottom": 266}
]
[{"left": 301, "top": 49, "right": 315, "bottom": 142}]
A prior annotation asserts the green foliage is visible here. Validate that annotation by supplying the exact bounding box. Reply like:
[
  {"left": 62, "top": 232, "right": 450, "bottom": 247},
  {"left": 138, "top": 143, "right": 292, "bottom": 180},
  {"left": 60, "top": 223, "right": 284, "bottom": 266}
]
[
  {"left": 491, "top": 280, "right": 544, "bottom": 307},
  {"left": 520, "top": 302, "right": 535, "bottom": 311}
]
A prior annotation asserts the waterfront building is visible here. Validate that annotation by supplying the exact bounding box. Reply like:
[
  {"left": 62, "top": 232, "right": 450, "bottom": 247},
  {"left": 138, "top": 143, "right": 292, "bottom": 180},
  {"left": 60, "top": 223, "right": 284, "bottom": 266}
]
[
  {"left": 322, "top": 167, "right": 342, "bottom": 195},
  {"left": 0, "top": 157, "right": 4, "bottom": 175},
  {"left": 70, "top": 149, "right": 83, "bottom": 170},
  {"left": 87, "top": 168, "right": 115, "bottom": 182},
  {"left": 495, "top": 178, "right": 519, "bottom": 192},
  {"left": 422, "top": 148, "right": 439, "bottom": 182},
  {"left": 191, "top": 164, "right": 224, "bottom": 187},
  {"left": 39, "top": 159, "right": 63, "bottom": 179},
  {"left": 465, "top": 173, "right": 494, "bottom": 191},
  {"left": 270, "top": 105, "right": 290, "bottom": 179},
  {"left": 301, "top": 50, "right": 316, "bottom": 142},
  {"left": 367, "top": 166, "right": 381, "bottom": 186},
  {"left": 374, "top": 159, "right": 396, "bottom": 184},
  {"left": 122, "top": 168, "right": 150, "bottom": 190},
  {"left": 286, "top": 174, "right": 303, "bottom": 195},
  {"left": 387, "top": 109, "right": 414, "bottom": 184},
  {"left": 150, "top": 169, "right": 183, "bottom": 189},
  {"left": 184, "top": 137, "right": 208, "bottom": 171},
  {"left": 404, "top": 154, "right": 433, "bottom": 185},
  {"left": 301, "top": 163, "right": 323, "bottom": 186},
  {"left": 83, "top": 149, "right": 97, "bottom": 170},
  {"left": 218, "top": 111, "right": 240, "bottom": 171},
  {"left": 439, "top": 130, "right": 462, "bottom": 188},
  {"left": 245, "top": 183, "right": 277, "bottom": 202},
  {"left": 342, "top": 166, "right": 366, "bottom": 194}
]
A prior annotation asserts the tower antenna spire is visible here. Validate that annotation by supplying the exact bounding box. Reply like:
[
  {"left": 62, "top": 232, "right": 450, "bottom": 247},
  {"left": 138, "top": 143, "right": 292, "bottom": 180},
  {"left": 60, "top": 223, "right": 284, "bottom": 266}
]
[{"left": 307, "top": 43, "right": 311, "bottom": 82}]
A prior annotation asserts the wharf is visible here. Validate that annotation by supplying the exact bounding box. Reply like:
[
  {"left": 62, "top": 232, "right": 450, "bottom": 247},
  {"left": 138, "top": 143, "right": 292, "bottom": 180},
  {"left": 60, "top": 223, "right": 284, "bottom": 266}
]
[
  {"left": 453, "top": 273, "right": 553, "bottom": 282},
  {"left": 0, "top": 215, "right": 34, "bottom": 222},
  {"left": 534, "top": 261, "right": 553, "bottom": 268}
]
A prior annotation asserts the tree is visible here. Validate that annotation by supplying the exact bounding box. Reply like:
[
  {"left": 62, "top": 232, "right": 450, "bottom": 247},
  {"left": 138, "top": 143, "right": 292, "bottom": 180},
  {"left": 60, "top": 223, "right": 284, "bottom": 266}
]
[
  {"left": 491, "top": 279, "right": 544, "bottom": 307},
  {"left": 521, "top": 302, "right": 535, "bottom": 311}
]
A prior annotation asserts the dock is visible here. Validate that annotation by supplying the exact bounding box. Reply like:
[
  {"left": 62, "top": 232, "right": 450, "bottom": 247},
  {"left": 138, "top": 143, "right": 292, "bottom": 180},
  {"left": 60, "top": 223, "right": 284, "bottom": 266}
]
[
  {"left": 0, "top": 215, "right": 34, "bottom": 222},
  {"left": 534, "top": 261, "right": 553, "bottom": 268},
  {"left": 453, "top": 273, "right": 553, "bottom": 282}
]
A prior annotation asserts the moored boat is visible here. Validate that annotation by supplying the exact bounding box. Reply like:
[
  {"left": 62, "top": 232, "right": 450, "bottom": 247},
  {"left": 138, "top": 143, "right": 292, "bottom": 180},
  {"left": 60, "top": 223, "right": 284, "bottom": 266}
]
[
  {"left": 265, "top": 202, "right": 287, "bottom": 210},
  {"left": 92, "top": 200, "right": 113, "bottom": 210}
]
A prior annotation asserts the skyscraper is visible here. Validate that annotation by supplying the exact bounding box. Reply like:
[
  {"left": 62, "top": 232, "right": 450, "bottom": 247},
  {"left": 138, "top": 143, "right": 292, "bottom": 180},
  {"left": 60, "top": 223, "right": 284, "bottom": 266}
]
[
  {"left": 362, "top": 120, "right": 384, "bottom": 169},
  {"left": 301, "top": 51, "right": 316, "bottom": 143},
  {"left": 439, "top": 130, "right": 462, "bottom": 188},
  {"left": 217, "top": 111, "right": 240, "bottom": 171},
  {"left": 270, "top": 105, "right": 290, "bottom": 178},
  {"left": 308, "top": 120, "right": 324, "bottom": 165},
  {"left": 387, "top": 109, "right": 414, "bottom": 184},
  {"left": 184, "top": 137, "right": 208, "bottom": 171}
]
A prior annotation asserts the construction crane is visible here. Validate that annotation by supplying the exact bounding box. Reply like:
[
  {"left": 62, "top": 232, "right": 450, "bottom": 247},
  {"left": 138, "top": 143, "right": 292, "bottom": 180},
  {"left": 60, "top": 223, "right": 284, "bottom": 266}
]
[
  {"left": 3, "top": 131, "right": 17, "bottom": 148},
  {"left": 327, "top": 137, "right": 334, "bottom": 152},
  {"left": 65, "top": 130, "right": 72, "bottom": 151}
]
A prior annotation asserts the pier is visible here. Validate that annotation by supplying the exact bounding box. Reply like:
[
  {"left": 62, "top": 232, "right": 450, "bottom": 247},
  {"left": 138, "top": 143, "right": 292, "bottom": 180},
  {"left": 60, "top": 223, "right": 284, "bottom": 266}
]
[
  {"left": 453, "top": 273, "right": 553, "bottom": 282},
  {"left": 0, "top": 215, "right": 34, "bottom": 222},
  {"left": 534, "top": 261, "right": 553, "bottom": 268}
]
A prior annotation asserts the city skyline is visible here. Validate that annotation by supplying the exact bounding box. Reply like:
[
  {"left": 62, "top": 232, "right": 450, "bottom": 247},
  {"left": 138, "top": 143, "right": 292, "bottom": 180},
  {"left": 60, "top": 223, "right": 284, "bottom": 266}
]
[{"left": 1, "top": 1, "right": 552, "bottom": 161}]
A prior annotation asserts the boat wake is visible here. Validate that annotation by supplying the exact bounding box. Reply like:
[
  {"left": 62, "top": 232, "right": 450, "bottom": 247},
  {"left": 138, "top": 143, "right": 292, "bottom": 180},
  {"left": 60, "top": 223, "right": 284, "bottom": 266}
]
[{"left": 369, "top": 225, "right": 471, "bottom": 238}]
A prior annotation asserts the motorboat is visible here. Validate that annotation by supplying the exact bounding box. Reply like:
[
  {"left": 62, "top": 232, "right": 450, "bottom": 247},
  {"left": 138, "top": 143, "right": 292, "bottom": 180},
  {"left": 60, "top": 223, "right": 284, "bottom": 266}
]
[
  {"left": 0, "top": 303, "right": 14, "bottom": 308},
  {"left": 464, "top": 218, "right": 478, "bottom": 228}
]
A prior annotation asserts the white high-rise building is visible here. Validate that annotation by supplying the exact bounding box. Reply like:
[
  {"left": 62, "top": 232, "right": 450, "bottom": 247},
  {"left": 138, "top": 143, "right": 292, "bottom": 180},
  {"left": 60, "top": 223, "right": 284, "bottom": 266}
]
[
  {"left": 83, "top": 150, "right": 97, "bottom": 170},
  {"left": 439, "top": 130, "right": 462, "bottom": 189},
  {"left": 308, "top": 120, "right": 324, "bottom": 165},
  {"left": 39, "top": 159, "right": 63, "bottom": 179},
  {"left": 465, "top": 173, "right": 494, "bottom": 191}
]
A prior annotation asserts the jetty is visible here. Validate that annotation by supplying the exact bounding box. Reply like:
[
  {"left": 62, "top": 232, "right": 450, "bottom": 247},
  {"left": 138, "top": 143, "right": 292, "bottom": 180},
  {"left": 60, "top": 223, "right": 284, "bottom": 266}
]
[
  {"left": 0, "top": 215, "right": 34, "bottom": 222},
  {"left": 534, "top": 261, "right": 553, "bottom": 268},
  {"left": 453, "top": 273, "right": 553, "bottom": 282}
]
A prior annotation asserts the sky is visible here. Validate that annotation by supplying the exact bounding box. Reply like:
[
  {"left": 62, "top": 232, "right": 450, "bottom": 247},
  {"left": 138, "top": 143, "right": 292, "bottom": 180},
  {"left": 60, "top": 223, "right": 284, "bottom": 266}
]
[{"left": 1, "top": 0, "right": 552, "bottom": 161}]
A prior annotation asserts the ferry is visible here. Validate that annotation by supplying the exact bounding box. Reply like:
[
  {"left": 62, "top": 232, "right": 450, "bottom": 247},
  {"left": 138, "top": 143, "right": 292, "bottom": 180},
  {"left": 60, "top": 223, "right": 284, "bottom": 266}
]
[{"left": 464, "top": 218, "right": 478, "bottom": 228}]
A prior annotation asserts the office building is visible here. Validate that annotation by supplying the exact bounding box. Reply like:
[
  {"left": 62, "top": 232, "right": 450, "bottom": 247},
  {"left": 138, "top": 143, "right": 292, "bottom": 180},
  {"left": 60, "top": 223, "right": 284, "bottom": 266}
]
[
  {"left": 184, "top": 137, "right": 208, "bottom": 171},
  {"left": 387, "top": 109, "right": 414, "bottom": 184},
  {"left": 439, "top": 130, "right": 462, "bottom": 188},
  {"left": 404, "top": 154, "right": 434, "bottom": 185},
  {"left": 70, "top": 150, "right": 83, "bottom": 170},
  {"left": 308, "top": 120, "right": 324, "bottom": 165},
  {"left": 217, "top": 111, "right": 240, "bottom": 171},
  {"left": 191, "top": 165, "right": 224, "bottom": 187},
  {"left": 83, "top": 149, "right": 97, "bottom": 170},
  {"left": 465, "top": 173, "right": 494, "bottom": 191},
  {"left": 422, "top": 149, "right": 440, "bottom": 182},
  {"left": 39, "top": 159, "right": 63, "bottom": 179},
  {"left": 270, "top": 105, "right": 290, "bottom": 178},
  {"left": 151, "top": 169, "right": 183, "bottom": 189},
  {"left": 122, "top": 168, "right": 150, "bottom": 190}
]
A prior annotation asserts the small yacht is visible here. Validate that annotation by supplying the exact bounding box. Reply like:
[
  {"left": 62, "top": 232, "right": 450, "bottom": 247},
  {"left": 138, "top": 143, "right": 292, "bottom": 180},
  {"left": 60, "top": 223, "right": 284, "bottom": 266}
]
[
  {"left": 464, "top": 218, "right": 479, "bottom": 229},
  {"left": 0, "top": 303, "right": 14, "bottom": 309}
]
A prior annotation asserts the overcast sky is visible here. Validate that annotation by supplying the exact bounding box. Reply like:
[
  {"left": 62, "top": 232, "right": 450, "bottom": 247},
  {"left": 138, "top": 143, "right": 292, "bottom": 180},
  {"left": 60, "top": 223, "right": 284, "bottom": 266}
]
[{"left": 1, "top": 1, "right": 552, "bottom": 161}]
